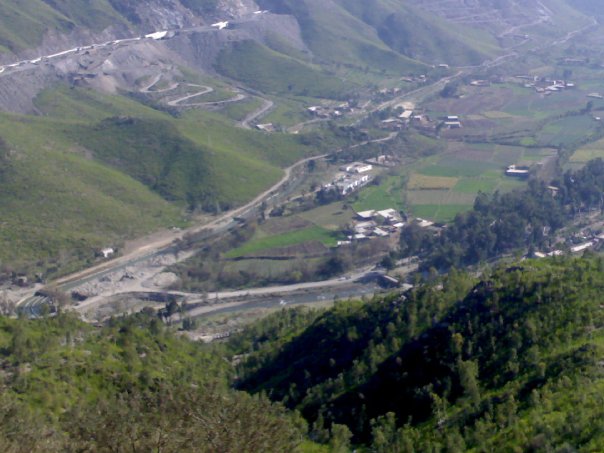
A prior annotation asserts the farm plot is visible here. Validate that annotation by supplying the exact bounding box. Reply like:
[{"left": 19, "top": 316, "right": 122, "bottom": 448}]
[
  {"left": 226, "top": 225, "right": 341, "bottom": 258},
  {"left": 407, "top": 174, "right": 458, "bottom": 190},
  {"left": 500, "top": 87, "right": 587, "bottom": 119},
  {"left": 353, "top": 175, "right": 406, "bottom": 212},
  {"left": 411, "top": 204, "right": 474, "bottom": 222},
  {"left": 419, "top": 159, "right": 497, "bottom": 177},
  {"left": 406, "top": 190, "right": 476, "bottom": 205},
  {"left": 404, "top": 142, "right": 547, "bottom": 221},
  {"left": 569, "top": 138, "right": 604, "bottom": 167},
  {"left": 260, "top": 216, "right": 314, "bottom": 235},
  {"left": 536, "top": 115, "right": 601, "bottom": 147},
  {"left": 298, "top": 203, "right": 356, "bottom": 231},
  {"left": 427, "top": 85, "right": 515, "bottom": 116}
]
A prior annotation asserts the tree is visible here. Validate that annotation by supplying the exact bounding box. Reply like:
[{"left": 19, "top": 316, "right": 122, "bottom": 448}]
[
  {"left": 441, "top": 81, "right": 459, "bottom": 98},
  {"left": 329, "top": 424, "right": 352, "bottom": 453},
  {"left": 457, "top": 359, "right": 481, "bottom": 407}
]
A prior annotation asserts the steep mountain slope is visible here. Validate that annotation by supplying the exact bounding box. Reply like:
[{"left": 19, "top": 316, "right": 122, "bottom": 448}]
[
  {"left": 0, "top": 83, "right": 347, "bottom": 276},
  {"left": 0, "top": 0, "right": 128, "bottom": 55},
  {"left": 256, "top": 0, "right": 590, "bottom": 67},
  {"left": 0, "top": 312, "right": 305, "bottom": 452},
  {"left": 233, "top": 257, "right": 604, "bottom": 450},
  {"left": 256, "top": 0, "right": 433, "bottom": 71},
  {"left": 0, "top": 0, "right": 220, "bottom": 57}
]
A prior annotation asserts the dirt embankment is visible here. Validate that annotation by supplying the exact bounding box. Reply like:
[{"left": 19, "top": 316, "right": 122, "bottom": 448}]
[{"left": 166, "top": 13, "right": 308, "bottom": 73}]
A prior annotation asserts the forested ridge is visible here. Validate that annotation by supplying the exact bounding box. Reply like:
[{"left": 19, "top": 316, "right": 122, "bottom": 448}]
[
  {"left": 0, "top": 311, "right": 306, "bottom": 452},
  {"left": 4, "top": 257, "right": 604, "bottom": 451},
  {"left": 232, "top": 256, "right": 604, "bottom": 451}
]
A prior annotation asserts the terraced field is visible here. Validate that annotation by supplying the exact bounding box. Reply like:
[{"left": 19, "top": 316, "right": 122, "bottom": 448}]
[{"left": 404, "top": 143, "right": 553, "bottom": 221}]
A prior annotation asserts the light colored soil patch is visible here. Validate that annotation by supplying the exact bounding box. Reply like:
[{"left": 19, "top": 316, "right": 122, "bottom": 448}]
[
  {"left": 298, "top": 203, "right": 355, "bottom": 231},
  {"left": 261, "top": 216, "right": 313, "bottom": 235},
  {"left": 407, "top": 190, "right": 477, "bottom": 205},
  {"left": 571, "top": 139, "right": 604, "bottom": 163},
  {"left": 408, "top": 174, "right": 459, "bottom": 190},
  {"left": 483, "top": 111, "right": 515, "bottom": 119}
]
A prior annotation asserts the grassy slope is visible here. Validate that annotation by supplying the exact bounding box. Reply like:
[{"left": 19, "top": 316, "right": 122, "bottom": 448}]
[
  {"left": 0, "top": 111, "right": 183, "bottom": 274},
  {"left": 336, "top": 0, "right": 500, "bottom": 65},
  {"left": 215, "top": 40, "right": 353, "bottom": 100},
  {"left": 0, "top": 84, "right": 342, "bottom": 274},
  {"left": 0, "top": 0, "right": 129, "bottom": 54},
  {"left": 257, "top": 0, "right": 429, "bottom": 73}
]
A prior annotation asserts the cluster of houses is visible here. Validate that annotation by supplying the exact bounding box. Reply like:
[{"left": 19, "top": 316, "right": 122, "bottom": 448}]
[
  {"left": 400, "top": 74, "right": 428, "bottom": 84},
  {"left": 337, "top": 210, "right": 442, "bottom": 247},
  {"left": 381, "top": 113, "right": 461, "bottom": 132},
  {"left": 338, "top": 208, "right": 406, "bottom": 245},
  {"left": 307, "top": 102, "right": 352, "bottom": 119},
  {"left": 379, "top": 108, "right": 437, "bottom": 132},
  {"left": 515, "top": 75, "right": 576, "bottom": 94},
  {"left": 534, "top": 231, "right": 604, "bottom": 259},
  {"left": 323, "top": 162, "right": 374, "bottom": 196}
]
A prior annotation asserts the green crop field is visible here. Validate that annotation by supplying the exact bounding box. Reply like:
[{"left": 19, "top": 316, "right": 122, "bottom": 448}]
[
  {"left": 570, "top": 137, "right": 604, "bottom": 164},
  {"left": 419, "top": 160, "right": 496, "bottom": 178},
  {"left": 401, "top": 142, "right": 547, "bottom": 222},
  {"left": 411, "top": 204, "right": 473, "bottom": 222},
  {"left": 262, "top": 99, "right": 310, "bottom": 128},
  {"left": 218, "top": 97, "right": 264, "bottom": 122},
  {"left": 353, "top": 176, "right": 406, "bottom": 212},
  {"left": 225, "top": 226, "right": 341, "bottom": 258},
  {"left": 298, "top": 203, "right": 357, "bottom": 231},
  {"left": 537, "top": 114, "right": 601, "bottom": 147}
]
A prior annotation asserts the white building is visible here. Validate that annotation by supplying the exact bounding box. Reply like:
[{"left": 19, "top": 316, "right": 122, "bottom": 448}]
[{"left": 101, "top": 248, "right": 115, "bottom": 258}]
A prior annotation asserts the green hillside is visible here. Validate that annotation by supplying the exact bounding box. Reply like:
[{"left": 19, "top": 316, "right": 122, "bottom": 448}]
[
  {"left": 233, "top": 256, "right": 604, "bottom": 450},
  {"left": 0, "top": 0, "right": 130, "bottom": 54},
  {"left": 0, "top": 311, "right": 305, "bottom": 452},
  {"left": 256, "top": 0, "right": 497, "bottom": 68},
  {"left": 256, "top": 0, "right": 431, "bottom": 73},
  {"left": 334, "top": 0, "right": 500, "bottom": 66},
  {"left": 0, "top": 84, "right": 344, "bottom": 277},
  {"left": 216, "top": 40, "right": 354, "bottom": 99}
]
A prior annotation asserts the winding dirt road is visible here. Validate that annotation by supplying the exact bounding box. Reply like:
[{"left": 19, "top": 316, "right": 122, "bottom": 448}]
[{"left": 238, "top": 98, "right": 274, "bottom": 129}]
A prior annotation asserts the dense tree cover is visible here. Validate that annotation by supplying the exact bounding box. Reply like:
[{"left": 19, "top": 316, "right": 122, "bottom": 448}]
[
  {"left": 401, "top": 158, "right": 604, "bottom": 271},
  {"left": 231, "top": 256, "right": 604, "bottom": 451},
  {"left": 0, "top": 311, "right": 306, "bottom": 452}
]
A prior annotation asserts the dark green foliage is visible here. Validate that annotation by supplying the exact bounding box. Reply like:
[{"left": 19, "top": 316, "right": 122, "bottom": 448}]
[
  {"left": 234, "top": 269, "right": 475, "bottom": 415},
  {"left": 72, "top": 116, "right": 216, "bottom": 210},
  {"left": 0, "top": 312, "right": 305, "bottom": 451},
  {"left": 231, "top": 257, "right": 604, "bottom": 450}
]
